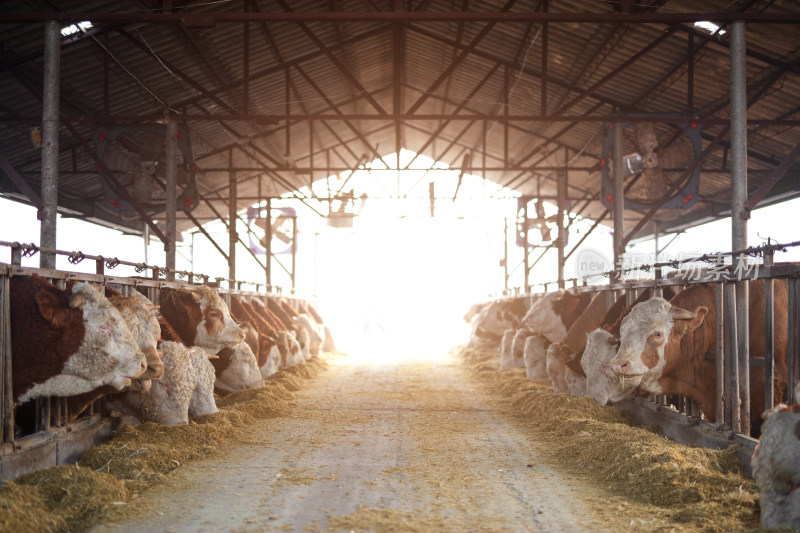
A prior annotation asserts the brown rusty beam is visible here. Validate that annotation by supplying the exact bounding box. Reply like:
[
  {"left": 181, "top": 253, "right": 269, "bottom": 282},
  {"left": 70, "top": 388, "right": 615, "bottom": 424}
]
[
  {"left": 744, "top": 142, "right": 800, "bottom": 211},
  {"left": 0, "top": 152, "right": 44, "bottom": 211}
]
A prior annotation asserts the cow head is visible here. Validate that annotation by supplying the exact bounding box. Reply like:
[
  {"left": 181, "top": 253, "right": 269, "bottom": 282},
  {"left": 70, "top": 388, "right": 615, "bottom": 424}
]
[
  {"left": 139, "top": 341, "right": 195, "bottom": 425},
  {"left": 108, "top": 290, "right": 164, "bottom": 386},
  {"left": 580, "top": 329, "right": 636, "bottom": 405},
  {"left": 213, "top": 342, "right": 263, "bottom": 393},
  {"left": 58, "top": 283, "right": 147, "bottom": 392},
  {"left": 191, "top": 286, "right": 246, "bottom": 353},
  {"left": 522, "top": 291, "right": 569, "bottom": 342},
  {"left": 186, "top": 346, "right": 219, "bottom": 417},
  {"left": 607, "top": 297, "right": 708, "bottom": 393}
]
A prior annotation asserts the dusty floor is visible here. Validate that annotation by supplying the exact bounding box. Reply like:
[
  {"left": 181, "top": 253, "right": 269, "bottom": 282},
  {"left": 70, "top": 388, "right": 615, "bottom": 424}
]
[{"left": 90, "top": 352, "right": 625, "bottom": 533}]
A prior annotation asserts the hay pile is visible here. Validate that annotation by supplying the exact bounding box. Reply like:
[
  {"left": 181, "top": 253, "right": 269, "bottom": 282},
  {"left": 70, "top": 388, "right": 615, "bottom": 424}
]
[
  {"left": 456, "top": 345, "right": 761, "bottom": 533},
  {"left": 0, "top": 357, "right": 327, "bottom": 533}
]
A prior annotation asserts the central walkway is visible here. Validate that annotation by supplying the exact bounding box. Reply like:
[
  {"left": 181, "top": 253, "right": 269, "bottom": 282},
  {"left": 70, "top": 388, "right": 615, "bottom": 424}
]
[{"left": 93, "top": 352, "right": 609, "bottom": 532}]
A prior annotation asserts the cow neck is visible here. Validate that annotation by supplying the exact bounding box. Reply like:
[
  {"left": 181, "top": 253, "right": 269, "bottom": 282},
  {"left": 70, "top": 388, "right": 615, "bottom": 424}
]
[
  {"left": 660, "top": 284, "right": 717, "bottom": 419},
  {"left": 10, "top": 276, "right": 87, "bottom": 401}
]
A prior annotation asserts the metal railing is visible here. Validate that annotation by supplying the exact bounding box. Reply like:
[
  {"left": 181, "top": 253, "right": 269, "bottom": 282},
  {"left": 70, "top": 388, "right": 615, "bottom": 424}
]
[
  {"left": 490, "top": 240, "right": 800, "bottom": 440},
  {"left": 0, "top": 241, "right": 314, "bottom": 463}
]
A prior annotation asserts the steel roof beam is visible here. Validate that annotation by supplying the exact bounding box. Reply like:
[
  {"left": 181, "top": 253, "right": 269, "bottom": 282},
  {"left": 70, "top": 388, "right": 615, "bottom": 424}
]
[
  {"left": 4, "top": 11, "right": 800, "bottom": 24},
  {"left": 276, "top": 0, "right": 387, "bottom": 116},
  {"left": 405, "top": 0, "right": 519, "bottom": 115}
]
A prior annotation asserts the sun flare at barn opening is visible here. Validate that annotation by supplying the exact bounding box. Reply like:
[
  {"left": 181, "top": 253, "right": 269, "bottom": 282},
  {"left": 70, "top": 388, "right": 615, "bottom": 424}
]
[{"left": 2, "top": 5, "right": 800, "bottom": 533}]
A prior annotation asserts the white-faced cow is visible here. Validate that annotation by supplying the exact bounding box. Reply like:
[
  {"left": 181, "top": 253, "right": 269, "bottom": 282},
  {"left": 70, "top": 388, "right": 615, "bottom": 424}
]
[
  {"left": 11, "top": 275, "right": 146, "bottom": 405},
  {"left": 608, "top": 281, "right": 788, "bottom": 431},
  {"left": 159, "top": 286, "right": 245, "bottom": 354}
]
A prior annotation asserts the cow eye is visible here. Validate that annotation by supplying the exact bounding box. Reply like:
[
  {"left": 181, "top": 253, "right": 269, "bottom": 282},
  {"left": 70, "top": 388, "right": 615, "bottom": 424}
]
[
  {"left": 652, "top": 331, "right": 663, "bottom": 340},
  {"left": 98, "top": 324, "right": 112, "bottom": 333}
]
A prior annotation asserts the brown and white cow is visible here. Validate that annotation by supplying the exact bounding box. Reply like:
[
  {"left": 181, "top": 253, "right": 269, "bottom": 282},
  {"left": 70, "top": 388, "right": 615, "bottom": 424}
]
[
  {"left": 523, "top": 334, "right": 551, "bottom": 379},
  {"left": 159, "top": 286, "right": 245, "bottom": 354},
  {"left": 107, "top": 341, "right": 218, "bottom": 425},
  {"left": 11, "top": 276, "right": 146, "bottom": 405},
  {"left": 64, "top": 287, "right": 165, "bottom": 420},
  {"left": 608, "top": 281, "right": 788, "bottom": 428},
  {"left": 213, "top": 341, "right": 264, "bottom": 394},
  {"left": 468, "top": 296, "right": 535, "bottom": 350},
  {"left": 751, "top": 381, "right": 800, "bottom": 530}
]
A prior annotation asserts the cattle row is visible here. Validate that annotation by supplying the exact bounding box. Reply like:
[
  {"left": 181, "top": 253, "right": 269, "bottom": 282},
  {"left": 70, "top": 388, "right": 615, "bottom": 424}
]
[
  {"left": 3, "top": 272, "right": 334, "bottom": 439},
  {"left": 465, "top": 278, "right": 800, "bottom": 530}
]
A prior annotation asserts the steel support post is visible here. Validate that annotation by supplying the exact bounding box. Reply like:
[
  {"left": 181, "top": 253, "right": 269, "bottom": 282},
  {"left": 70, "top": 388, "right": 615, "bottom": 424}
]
[
  {"left": 724, "top": 282, "right": 740, "bottom": 433},
  {"left": 229, "top": 152, "right": 237, "bottom": 289},
  {"left": 265, "top": 199, "right": 272, "bottom": 289},
  {"left": 523, "top": 200, "right": 529, "bottom": 292},
  {"left": 1, "top": 274, "right": 12, "bottom": 444},
  {"left": 715, "top": 282, "right": 725, "bottom": 427},
  {"left": 730, "top": 20, "right": 750, "bottom": 434},
  {"left": 788, "top": 277, "right": 799, "bottom": 400},
  {"left": 291, "top": 215, "right": 297, "bottom": 293},
  {"left": 557, "top": 157, "right": 567, "bottom": 290},
  {"left": 612, "top": 122, "right": 624, "bottom": 282},
  {"left": 165, "top": 121, "right": 178, "bottom": 281},
  {"left": 503, "top": 218, "right": 509, "bottom": 291},
  {"left": 40, "top": 20, "right": 61, "bottom": 270},
  {"left": 763, "top": 248, "right": 775, "bottom": 411}
]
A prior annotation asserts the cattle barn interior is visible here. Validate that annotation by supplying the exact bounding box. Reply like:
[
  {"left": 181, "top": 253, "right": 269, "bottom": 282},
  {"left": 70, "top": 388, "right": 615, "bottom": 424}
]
[{"left": 1, "top": 2, "right": 800, "bottom": 532}]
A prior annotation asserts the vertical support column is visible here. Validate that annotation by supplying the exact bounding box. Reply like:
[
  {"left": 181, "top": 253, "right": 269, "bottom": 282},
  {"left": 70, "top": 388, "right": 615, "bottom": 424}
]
[
  {"left": 724, "top": 282, "right": 741, "bottom": 433},
  {"left": 165, "top": 120, "right": 177, "bottom": 282},
  {"left": 523, "top": 200, "right": 529, "bottom": 292},
  {"left": 228, "top": 149, "right": 237, "bottom": 289},
  {"left": 265, "top": 199, "right": 272, "bottom": 290},
  {"left": 557, "top": 151, "right": 567, "bottom": 290},
  {"left": 1, "top": 273, "right": 13, "bottom": 443},
  {"left": 40, "top": 20, "right": 61, "bottom": 270},
  {"left": 503, "top": 218, "right": 509, "bottom": 292},
  {"left": 291, "top": 215, "right": 297, "bottom": 294},
  {"left": 763, "top": 248, "right": 775, "bottom": 411},
  {"left": 715, "top": 282, "right": 726, "bottom": 427},
  {"left": 788, "top": 277, "right": 798, "bottom": 401},
  {"left": 730, "top": 20, "right": 750, "bottom": 434},
  {"left": 540, "top": 0, "right": 548, "bottom": 117},
  {"left": 612, "top": 121, "right": 624, "bottom": 282}
]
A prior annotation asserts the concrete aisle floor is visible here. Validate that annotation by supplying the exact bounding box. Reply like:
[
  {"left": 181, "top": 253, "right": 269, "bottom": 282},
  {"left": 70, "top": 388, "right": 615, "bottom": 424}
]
[{"left": 91, "top": 352, "right": 611, "bottom": 533}]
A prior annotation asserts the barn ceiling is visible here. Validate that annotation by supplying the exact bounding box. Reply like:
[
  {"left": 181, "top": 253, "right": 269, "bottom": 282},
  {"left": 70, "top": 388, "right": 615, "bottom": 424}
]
[{"left": 1, "top": 1, "right": 800, "bottom": 250}]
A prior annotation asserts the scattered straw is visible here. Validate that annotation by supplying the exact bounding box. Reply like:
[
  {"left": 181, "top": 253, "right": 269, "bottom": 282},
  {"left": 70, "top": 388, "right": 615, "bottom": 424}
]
[
  {"left": 0, "top": 356, "right": 328, "bottom": 533},
  {"left": 455, "top": 345, "right": 762, "bottom": 533}
]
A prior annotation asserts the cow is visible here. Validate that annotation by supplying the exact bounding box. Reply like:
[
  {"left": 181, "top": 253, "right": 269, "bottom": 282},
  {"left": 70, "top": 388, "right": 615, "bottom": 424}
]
[
  {"left": 751, "top": 381, "right": 800, "bottom": 530},
  {"left": 608, "top": 281, "right": 788, "bottom": 431},
  {"left": 64, "top": 287, "right": 165, "bottom": 420},
  {"left": 523, "top": 334, "right": 550, "bottom": 379},
  {"left": 468, "top": 296, "right": 532, "bottom": 350},
  {"left": 213, "top": 341, "right": 264, "bottom": 394},
  {"left": 500, "top": 328, "right": 533, "bottom": 370},
  {"left": 545, "top": 287, "right": 675, "bottom": 399},
  {"left": 106, "top": 341, "right": 218, "bottom": 425},
  {"left": 580, "top": 328, "right": 634, "bottom": 405},
  {"left": 10, "top": 275, "right": 146, "bottom": 405},
  {"left": 499, "top": 329, "right": 515, "bottom": 369},
  {"left": 522, "top": 290, "right": 593, "bottom": 344},
  {"left": 158, "top": 286, "right": 245, "bottom": 354},
  {"left": 296, "top": 313, "right": 324, "bottom": 357}
]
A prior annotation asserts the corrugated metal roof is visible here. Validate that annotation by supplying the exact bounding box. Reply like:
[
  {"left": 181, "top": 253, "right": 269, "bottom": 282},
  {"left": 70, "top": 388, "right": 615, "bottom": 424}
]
[{"left": 0, "top": 0, "right": 799, "bottom": 241}]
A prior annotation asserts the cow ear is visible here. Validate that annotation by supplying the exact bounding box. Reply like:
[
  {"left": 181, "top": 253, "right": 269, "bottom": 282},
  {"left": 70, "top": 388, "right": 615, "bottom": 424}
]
[
  {"left": 69, "top": 292, "right": 88, "bottom": 310},
  {"left": 669, "top": 306, "right": 696, "bottom": 321},
  {"left": 34, "top": 290, "right": 70, "bottom": 328},
  {"left": 206, "top": 353, "right": 219, "bottom": 360},
  {"left": 687, "top": 306, "right": 708, "bottom": 330}
]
